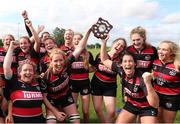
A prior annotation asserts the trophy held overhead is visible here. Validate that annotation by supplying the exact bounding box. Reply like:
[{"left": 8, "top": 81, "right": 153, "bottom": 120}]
[{"left": 92, "top": 17, "right": 113, "bottom": 39}]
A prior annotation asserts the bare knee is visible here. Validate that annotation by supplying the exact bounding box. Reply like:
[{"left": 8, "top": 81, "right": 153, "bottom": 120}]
[
  {"left": 108, "top": 111, "right": 115, "bottom": 118},
  {"left": 94, "top": 107, "right": 102, "bottom": 115}
]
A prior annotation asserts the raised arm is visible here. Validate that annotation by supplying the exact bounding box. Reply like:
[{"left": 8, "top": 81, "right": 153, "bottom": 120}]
[
  {"left": 22, "top": 10, "right": 32, "bottom": 37},
  {"left": 72, "top": 27, "right": 91, "bottom": 59},
  {"left": 142, "top": 72, "right": 159, "bottom": 108},
  {"left": 36, "top": 25, "right": 45, "bottom": 35},
  {"left": 3, "top": 41, "right": 18, "bottom": 79},
  {"left": 100, "top": 35, "right": 113, "bottom": 70},
  {"left": 25, "top": 19, "right": 40, "bottom": 52}
]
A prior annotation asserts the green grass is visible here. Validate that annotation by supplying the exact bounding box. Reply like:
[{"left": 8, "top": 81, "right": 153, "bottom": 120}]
[{"left": 76, "top": 48, "right": 180, "bottom": 123}]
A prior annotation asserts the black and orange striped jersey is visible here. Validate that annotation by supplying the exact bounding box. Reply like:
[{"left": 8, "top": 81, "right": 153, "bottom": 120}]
[
  {"left": 40, "top": 55, "right": 75, "bottom": 99},
  {"left": 127, "top": 45, "right": 158, "bottom": 73},
  {"left": 152, "top": 59, "right": 180, "bottom": 97},
  {"left": 92, "top": 53, "right": 120, "bottom": 83},
  {"left": 6, "top": 77, "right": 43, "bottom": 118},
  {"left": 41, "top": 69, "right": 70, "bottom": 99},
  {"left": 0, "top": 47, "right": 18, "bottom": 88},
  {"left": 112, "top": 62, "right": 150, "bottom": 108},
  {"left": 15, "top": 48, "right": 40, "bottom": 66},
  {"left": 59, "top": 44, "right": 74, "bottom": 57},
  {"left": 39, "top": 53, "right": 50, "bottom": 73},
  {"left": 70, "top": 50, "right": 94, "bottom": 80}
]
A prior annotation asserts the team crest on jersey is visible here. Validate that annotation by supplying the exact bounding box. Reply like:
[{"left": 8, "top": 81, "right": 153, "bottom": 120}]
[
  {"left": 83, "top": 89, "right": 88, "bottom": 94},
  {"left": 153, "top": 66, "right": 157, "bottom": 70},
  {"left": 69, "top": 85, "right": 73, "bottom": 90},
  {"left": 21, "top": 83, "right": 26, "bottom": 88},
  {"left": 151, "top": 110, "right": 155, "bottom": 116},
  {"left": 36, "top": 86, "right": 40, "bottom": 91},
  {"left": 41, "top": 81, "right": 47, "bottom": 90},
  {"left": 62, "top": 72, "right": 68, "bottom": 78},
  {"left": 68, "top": 97, "right": 73, "bottom": 103},
  {"left": 133, "top": 85, "right": 138, "bottom": 92},
  {"left": 169, "top": 70, "right": 176, "bottom": 76},
  {"left": 166, "top": 102, "right": 172, "bottom": 108},
  {"left": 157, "top": 80, "right": 164, "bottom": 86},
  {"left": 145, "top": 55, "right": 151, "bottom": 60}
]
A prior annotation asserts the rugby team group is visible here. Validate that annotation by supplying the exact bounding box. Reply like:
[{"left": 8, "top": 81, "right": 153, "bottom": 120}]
[{"left": 0, "top": 10, "right": 179, "bottom": 123}]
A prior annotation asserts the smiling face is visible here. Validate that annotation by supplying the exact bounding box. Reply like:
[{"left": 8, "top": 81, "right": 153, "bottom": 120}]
[
  {"left": 19, "top": 37, "right": 31, "bottom": 53},
  {"left": 3, "top": 35, "right": 15, "bottom": 50},
  {"left": 111, "top": 39, "right": 126, "bottom": 54},
  {"left": 158, "top": 42, "right": 172, "bottom": 63},
  {"left": 19, "top": 63, "right": 34, "bottom": 83},
  {"left": 121, "top": 54, "right": 135, "bottom": 78},
  {"left": 51, "top": 53, "right": 65, "bottom": 74},
  {"left": 41, "top": 32, "right": 50, "bottom": 41},
  {"left": 44, "top": 38, "right": 56, "bottom": 53},
  {"left": 73, "top": 34, "right": 83, "bottom": 48},
  {"left": 64, "top": 30, "right": 74, "bottom": 46},
  {"left": 131, "top": 33, "right": 144, "bottom": 50}
]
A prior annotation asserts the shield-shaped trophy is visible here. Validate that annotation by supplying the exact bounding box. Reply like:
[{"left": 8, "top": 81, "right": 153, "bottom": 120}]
[{"left": 92, "top": 17, "right": 113, "bottom": 39}]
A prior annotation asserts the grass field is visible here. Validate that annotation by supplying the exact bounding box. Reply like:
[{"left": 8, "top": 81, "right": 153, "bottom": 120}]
[{"left": 76, "top": 48, "right": 180, "bottom": 123}]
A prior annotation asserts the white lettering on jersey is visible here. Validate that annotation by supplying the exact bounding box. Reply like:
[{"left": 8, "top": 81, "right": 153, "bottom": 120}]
[{"left": 23, "top": 91, "right": 43, "bottom": 99}]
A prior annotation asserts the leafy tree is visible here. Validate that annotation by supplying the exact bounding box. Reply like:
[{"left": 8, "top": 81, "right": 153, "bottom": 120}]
[
  {"left": 52, "top": 27, "right": 65, "bottom": 46},
  {"left": 95, "top": 43, "right": 101, "bottom": 49},
  {"left": 87, "top": 44, "right": 95, "bottom": 49},
  {"left": 0, "top": 39, "right": 3, "bottom": 47}
]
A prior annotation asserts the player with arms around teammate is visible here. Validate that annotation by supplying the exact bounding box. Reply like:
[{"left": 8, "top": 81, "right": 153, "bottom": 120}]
[
  {"left": 100, "top": 36, "right": 159, "bottom": 123},
  {"left": 3, "top": 41, "right": 45, "bottom": 123},
  {"left": 40, "top": 27, "right": 92, "bottom": 123}
]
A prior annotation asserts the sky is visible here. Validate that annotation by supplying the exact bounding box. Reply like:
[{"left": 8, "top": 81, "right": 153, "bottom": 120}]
[{"left": 0, "top": 0, "right": 180, "bottom": 46}]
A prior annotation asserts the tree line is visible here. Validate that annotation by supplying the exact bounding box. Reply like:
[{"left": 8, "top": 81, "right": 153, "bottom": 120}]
[
  {"left": 53, "top": 27, "right": 101, "bottom": 49},
  {"left": 0, "top": 27, "right": 101, "bottom": 48}
]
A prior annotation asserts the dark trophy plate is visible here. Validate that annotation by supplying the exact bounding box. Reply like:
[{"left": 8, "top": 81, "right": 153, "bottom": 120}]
[{"left": 92, "top": 17, "right": 113, "bottom": 39}]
